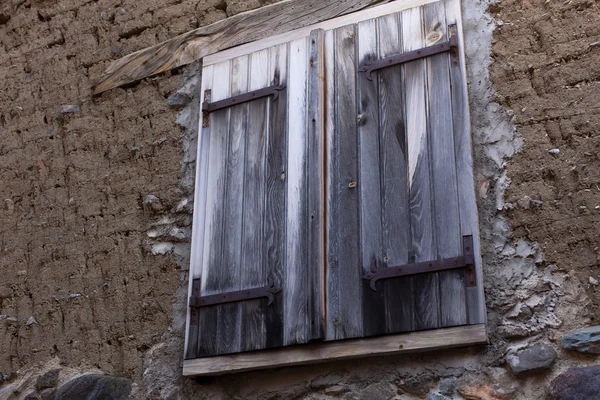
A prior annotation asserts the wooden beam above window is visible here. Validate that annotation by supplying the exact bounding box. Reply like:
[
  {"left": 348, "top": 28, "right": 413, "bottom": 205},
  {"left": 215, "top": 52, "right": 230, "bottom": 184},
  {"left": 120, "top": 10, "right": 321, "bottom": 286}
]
[{"left": 91, "top": 0, "right": 438, "bottom": 95}]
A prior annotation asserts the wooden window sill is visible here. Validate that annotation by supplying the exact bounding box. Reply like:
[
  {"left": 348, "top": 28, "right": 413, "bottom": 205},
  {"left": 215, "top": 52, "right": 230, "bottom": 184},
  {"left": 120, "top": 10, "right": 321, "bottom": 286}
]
[{"left": 183, "top": 324, "right": 487, "bottom": 376}]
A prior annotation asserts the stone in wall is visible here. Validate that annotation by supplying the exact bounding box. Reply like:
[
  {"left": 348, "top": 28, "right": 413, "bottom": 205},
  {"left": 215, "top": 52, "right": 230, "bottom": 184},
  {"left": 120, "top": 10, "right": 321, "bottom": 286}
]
[
  {"left": 561, "top": 326, "right": 600, "bottom": 354},
  {"left": 548, "top": 365, "right": 600, "bottom": 400}
]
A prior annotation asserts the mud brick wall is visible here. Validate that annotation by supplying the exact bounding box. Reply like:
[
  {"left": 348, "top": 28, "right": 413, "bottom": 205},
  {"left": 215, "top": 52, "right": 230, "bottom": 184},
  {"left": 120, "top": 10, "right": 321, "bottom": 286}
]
[{"left": 1, "top": 0, "right": 600, "bottom": 399}]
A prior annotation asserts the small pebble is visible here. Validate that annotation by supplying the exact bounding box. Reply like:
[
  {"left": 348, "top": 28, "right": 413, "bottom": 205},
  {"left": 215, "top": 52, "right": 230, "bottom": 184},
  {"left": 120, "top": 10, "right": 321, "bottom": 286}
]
[
  {"left": 549, "top": 148, "right": 560, "bottom": 154},
  {"left": 590, "top": 276, "right": 599, "bottom": 286}
]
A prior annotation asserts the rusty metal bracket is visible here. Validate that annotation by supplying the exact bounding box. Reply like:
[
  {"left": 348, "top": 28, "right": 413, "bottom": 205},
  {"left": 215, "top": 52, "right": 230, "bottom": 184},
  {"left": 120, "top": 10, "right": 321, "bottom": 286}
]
[
  {"left": 363, "top": 235, "right": 476, "bottom": 291},
  {"left": 202, "top": 79, "right": 286, "bottom": 115},
  {"left": 189, "top": 279, "right": 281, "bottom": 308},
  {"left": 359, "top": 24, "right": 459, "bottom": 81}
]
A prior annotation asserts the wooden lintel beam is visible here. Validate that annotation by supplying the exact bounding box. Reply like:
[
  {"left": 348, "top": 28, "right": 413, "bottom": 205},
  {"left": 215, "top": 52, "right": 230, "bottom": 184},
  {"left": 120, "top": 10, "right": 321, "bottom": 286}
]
[{"left": 92, "top": 0, "right": 397, "bottom": 95}]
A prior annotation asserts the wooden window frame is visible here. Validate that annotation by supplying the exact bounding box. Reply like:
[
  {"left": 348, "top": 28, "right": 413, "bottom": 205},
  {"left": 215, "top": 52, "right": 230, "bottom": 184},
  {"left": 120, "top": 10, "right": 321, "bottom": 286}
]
[{"left": 184, "top": 0, "right": 487, "bottom": 376}]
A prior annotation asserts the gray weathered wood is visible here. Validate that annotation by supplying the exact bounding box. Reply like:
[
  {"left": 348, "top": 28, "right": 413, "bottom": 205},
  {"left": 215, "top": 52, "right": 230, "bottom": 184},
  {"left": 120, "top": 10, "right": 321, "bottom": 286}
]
[
  {"left": 284, "top": 36, "right": 310, "bottom": 346},
  {"left": 240, "top": 50, "right": 270, "bottom": 352},
  {"left": 265, "top": 43, "right": 289, "bottom": 348},
  {"left": 307, "top": 29, "right": 325, "bottom": 342},
  {"left": 184, "top": 324, "right": 487, "bottom": 376},
  {"left": 324, "top": 28, "right": 339, "bottom": 341},
  {"left": 423, "top": 2, "right": 467, "bottom": 327},
  {"left": 185, "top": 64, "right": 214, "bottom": 360},
  {"left": 93, "top": 0, "right": 444, "bottom": 94},
  {"left": 218, "top": 55, "right": 249, "bottom": 355},
  {"left": 332, "top": 24, "right": 362, "bottom": 340},
  {"left": 198, "top": 60, "right": 231, "bottom": 356},
  {"left": 402, "top": 6, "right": 440, "bottom": 331},
  {"left": 356, "top": 18, "right": 386, "bottom": 337},
  {"left": 445, "top": 0, "right": 486, "bottom": 325},
  {"left": 377, "top": 12, "right": 413, "bottom": 334}
]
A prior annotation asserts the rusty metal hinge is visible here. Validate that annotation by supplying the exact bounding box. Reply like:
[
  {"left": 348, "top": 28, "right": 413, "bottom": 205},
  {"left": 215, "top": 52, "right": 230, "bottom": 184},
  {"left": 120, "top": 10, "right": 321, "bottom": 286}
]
[
  {"left": 359, "top": 24, "right": 459, "bottom": 81},
  {"left": 189, "top": 279, "right": 281, "bottom": 308},
  {"left": 363, "top": 235, "right": 476, "bottom": 291},
  {"left": 202, "top": 79, "right": 286, "bottom": 116}
]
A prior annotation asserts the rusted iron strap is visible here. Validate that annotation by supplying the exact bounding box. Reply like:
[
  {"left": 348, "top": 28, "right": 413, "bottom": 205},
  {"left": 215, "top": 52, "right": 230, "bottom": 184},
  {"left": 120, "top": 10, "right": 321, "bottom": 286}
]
[
  {"left": 202, "top": 79, "right": 286, "bottom": 114},
  {"left": 363, "top": 235, "right": 475, "bottom": 291},
  {"left": 189, "top": 279, "right": 281, "bottom": 308},
  {"left": 359, "top": 25, "right": 458, "bottom": 81}
]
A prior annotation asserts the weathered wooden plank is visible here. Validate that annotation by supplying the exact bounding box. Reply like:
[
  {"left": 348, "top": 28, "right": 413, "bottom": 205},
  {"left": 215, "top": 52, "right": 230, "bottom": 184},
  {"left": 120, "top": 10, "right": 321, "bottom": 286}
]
[
  {"left": 356, "top": 19, "right": 385, "bottom": 337},
  {"left": 324, "top": 28, "right": 339, "bottom": 342},
  {"left": 402, "top": 6, "right": 440, "bottom": 331},
  {"left": 240, "top": 50, "right": 270, "bottom": 352},
  {"left": 332, "top": 24, "right": 362, "bottom": 340},
  {"left": 445, "top": 0, "right": 486, "bottom": 325},
  {"left": 198, "top": 60, "right": 231, "bottom": 357},
  {"left": 423, "top": 2, "right": 466, "bottom": 328},
  {"left": 307, "top": 29, "right": 325, "bottom": 342},
  {"left": 264, "top": 43, "right": 289, "bottom": 349},
  {"left": 93, "top": 0, "right": 440, "bottom": 94},
  {"left": 183, "top": 324, "right": 487, "bottom": 376},
  {"left": 284, "top": 36, "right": 309, "bottom": 346},
  {"left": 185, "top": 64, "right": 213, "bottom": 360},
  {"left": 377, "top": 12, "right": 413, "bottom": 334},
  {"left": 217, "top": 55, "right": 249, "bottom": 355}
]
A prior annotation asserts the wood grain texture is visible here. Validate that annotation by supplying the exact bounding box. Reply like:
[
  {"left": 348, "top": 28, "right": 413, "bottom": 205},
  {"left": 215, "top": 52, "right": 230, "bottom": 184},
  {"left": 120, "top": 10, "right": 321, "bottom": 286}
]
[
  {"left": 185, "top": 64, "right": 213, "bottom": 359},
  {"left": 198, "top": 60, "right": 231, "bottom": 357},
  {"left": 240, "top": 50, "right": 270, "bottom": 352},
  {"left": 93, "top": 0, "right": 441, "bottom": 94},
  {"left": 324, "top": 28, "right": 339, "bottom": 341},
  {"left": 401, "top": 6, "right": 440, "bottom": 331},
  {"left": 183, "top": 324, "right": 487, "bottom": 376},
  {"left": 356, "top": 18, "right": 386, "bottom": 337},
  {"left": 444, "top": 0, "right": 486, "bottom": 325},
  {"left": 217, "top": 55, "right": 249, "bottom": 355},
  {"left": 284, "top": 36, "right": 310, "bottom": 346},
  {"left": 307, "top": 29, "right": 326, "bottom": 342},
  {"left": 377, "top": 12, "right": 413, "bottom": 334},
  {"left": 332, "top": 24, "right": 362, "bottom": 340},
  {"left": 264, "top": 43, "right": 288, "bottom": 349},
  {"left": 423, "top": 2, "right": 466, "bottom": 328}
]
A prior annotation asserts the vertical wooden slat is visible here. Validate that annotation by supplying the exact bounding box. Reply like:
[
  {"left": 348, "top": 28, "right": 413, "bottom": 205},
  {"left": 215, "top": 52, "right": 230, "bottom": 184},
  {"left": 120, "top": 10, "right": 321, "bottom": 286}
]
[
  {"left": 423, "top": 2, "right": 467, "bottom": 328},
  {"left": 240, "top": 49, "right": 270, "bottom": 352},
  {"left": 264, "top": 43, "right": 289, "bottom": 348},
  {"left": 332, "top": 24, "right": 362, "bottom": 340},
  {"left": 284, "top": 36, "right": 309, "bottom": 346},
  {"left": 307, "top": 29, "right": 326, "bottom": 342},
  {"left": 377, "top": 12, "right": 413, "bottom": 334},
  {"left": 185, "top": 64, "right": 214, "bottom": 360},
  {"left": 445, "top": 0, "right": 486, "bottom": 325},
  {"left": 324, "top": 28, "right": 339, "bottom": 341},
  {"left": 218, "top": 55, "right": 249, "bottom": 355},
  {"left": 402, "top": 7, "right": 440, "bottom": 331},
  {"left": 356, "top": 19, "right": 385, "bottom": 337},
  {"left": 198, "top": 59, "right": 231, "bottom": 356}
]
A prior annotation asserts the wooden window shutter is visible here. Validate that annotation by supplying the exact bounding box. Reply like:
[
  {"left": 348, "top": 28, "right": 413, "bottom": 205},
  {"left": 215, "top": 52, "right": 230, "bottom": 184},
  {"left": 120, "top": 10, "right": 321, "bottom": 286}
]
[
  {"left": 324, "top": 0, "right": 485, "bottom": 341},
  {"left": 186, "top": 31, "right": 326, "bottom": 359},
  {"left": 184, "top": 0, "right": 486, "bottom": 374}
]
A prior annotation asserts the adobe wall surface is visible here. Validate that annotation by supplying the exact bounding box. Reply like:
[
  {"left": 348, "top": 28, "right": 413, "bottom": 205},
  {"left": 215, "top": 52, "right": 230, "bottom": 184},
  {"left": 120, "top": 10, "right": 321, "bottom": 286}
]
[{"left": 0, "top": 0, "right": 599, "bottom": 399}]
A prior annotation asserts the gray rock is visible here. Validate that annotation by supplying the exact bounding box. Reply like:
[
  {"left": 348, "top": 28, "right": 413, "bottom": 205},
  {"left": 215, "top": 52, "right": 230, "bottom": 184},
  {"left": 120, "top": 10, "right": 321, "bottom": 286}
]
[
  {"left": 24, "top": 392, "right": 41, "bottom": 400},
  {"left": 143, "top": 194, "right": 164, "bottom": 213},
  {"left": 40, "top": 388, "right": 56, "bottom": 400},
  {"left": 427, "top": 393, "right": 450, "bottom": 400},
  {"left": 561, "top": 326, "right": 600, "bottom": 354},
  {"left": 59, "top": 105, "right": 81, "bottom": 114},
  {"left": 548, "top": 365, "right": 600, "bottom": 400},
  {"left": 437, "top": 377, "right": 458, "bottom": 396},
  {"left": 507, "top": 343, "right": 557, "bottom": 375},
  {"left": 55, "top": 374, "right": 132, "bottom": 400},
  {"left": 168, "top": 92, "right": 192, "bottom": 109},
  {"left": 36, "top": 369, "right": 60, "bottom": 390}
]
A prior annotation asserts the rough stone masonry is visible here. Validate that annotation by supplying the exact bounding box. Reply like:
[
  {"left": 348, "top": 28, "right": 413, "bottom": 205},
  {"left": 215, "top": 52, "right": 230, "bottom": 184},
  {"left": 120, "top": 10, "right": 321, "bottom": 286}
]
[{"left": 1, "top": 0, "right": 599, "bottom": 399}]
